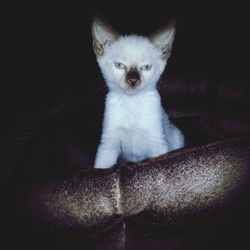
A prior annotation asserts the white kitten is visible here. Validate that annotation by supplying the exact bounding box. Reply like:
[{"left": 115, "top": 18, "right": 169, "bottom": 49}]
[{"left": 92, "top": 17, "right": 184, "bottom": 168}]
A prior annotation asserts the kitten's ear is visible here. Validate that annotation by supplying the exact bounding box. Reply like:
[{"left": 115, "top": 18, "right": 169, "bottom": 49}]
[
  {"left": 149, "top": 20, "right": 176, "bottom": 60},
  {"left": 91, "top": 16, "right": 119, "bottom": 57}
]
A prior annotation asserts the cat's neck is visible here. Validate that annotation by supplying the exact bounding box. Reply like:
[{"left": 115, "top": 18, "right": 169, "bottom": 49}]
[{"left": 105, "top": 88, "right": 161, "bottom": 108}]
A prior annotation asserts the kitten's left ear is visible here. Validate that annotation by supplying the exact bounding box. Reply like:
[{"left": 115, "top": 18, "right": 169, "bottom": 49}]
[
  {"left": 91, "top": 16, "right": 119, "bottom": 57},
  {"left": 149, "top": 20, "right": 176, "bottom": 60}
]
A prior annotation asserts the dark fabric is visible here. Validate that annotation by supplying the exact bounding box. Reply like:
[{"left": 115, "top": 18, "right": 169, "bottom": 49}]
[
  {"left": 4, "top": 137, "right": 250, "bottom": 249},
  {"left": 5, "top": 78, "right": 250, "bottom": 249}
]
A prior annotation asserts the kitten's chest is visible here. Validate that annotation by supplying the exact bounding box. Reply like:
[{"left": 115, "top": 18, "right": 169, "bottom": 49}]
[{"left": 105, "top": 92, "right": 160, "bottom": 128}]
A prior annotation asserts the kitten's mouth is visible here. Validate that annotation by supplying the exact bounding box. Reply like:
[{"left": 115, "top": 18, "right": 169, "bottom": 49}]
[
  {"left": 118, "top": 80, "right": 144, "bottom": 94},
  {"left": 122, "top": 85, "right": 142, "bottom": 95}
]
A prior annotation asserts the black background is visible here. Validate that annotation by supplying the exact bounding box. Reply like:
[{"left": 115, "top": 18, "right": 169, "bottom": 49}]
[
  {"left": 3, "top": 3, "right": 250, "bottom": 249},
  {"left": 6, "top": 1, "right": 249, "bottom": 116}
]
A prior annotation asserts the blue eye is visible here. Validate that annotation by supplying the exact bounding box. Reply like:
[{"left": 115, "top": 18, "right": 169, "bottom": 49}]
[
  {"left": 141, "top": 65, "right": 152, "bottom": 71},
  {"left": 114, "top": 62, "right": 126, "bottom": 69}
]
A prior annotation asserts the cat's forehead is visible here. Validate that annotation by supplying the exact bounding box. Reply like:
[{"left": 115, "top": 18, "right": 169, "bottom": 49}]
[{"left": 110, "top": 35, "right": 160, "bottom": 62}]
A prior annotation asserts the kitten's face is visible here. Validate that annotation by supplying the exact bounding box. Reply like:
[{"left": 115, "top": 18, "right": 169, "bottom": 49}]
[
  {"left": 92, "top": 17, "right": 175, "bottom": 94},
  {"left": 97, "top": 36, "right": 166, "bottom": 94}
]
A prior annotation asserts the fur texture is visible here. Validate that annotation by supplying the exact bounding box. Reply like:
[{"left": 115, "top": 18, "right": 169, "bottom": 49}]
[{"left": 92, "top": 17, "right": 184, "bottom": 168}]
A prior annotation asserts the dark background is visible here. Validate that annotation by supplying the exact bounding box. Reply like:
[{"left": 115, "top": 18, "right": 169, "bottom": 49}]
[
  {"left": 7, "top": 2, "right": 249, "bottom": 117},
  {"left": 3, "top": 3, "right": 250, "bottom": 249}
]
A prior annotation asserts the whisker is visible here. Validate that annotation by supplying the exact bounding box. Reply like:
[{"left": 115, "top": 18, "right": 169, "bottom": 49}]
[{"left": 96, "top": 85, "right": 109, "bottom": 95}]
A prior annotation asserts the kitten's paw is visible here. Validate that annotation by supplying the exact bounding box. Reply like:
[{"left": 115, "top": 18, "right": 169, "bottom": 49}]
[
  {"left": 94, "top": 144, "right": 119, "bottom": 169},
  {"left": 94, "top": 164, "right": 113, "bottom": 169},
  {"left": 94, "top": 157, "right": 117, "bottom": 169}
]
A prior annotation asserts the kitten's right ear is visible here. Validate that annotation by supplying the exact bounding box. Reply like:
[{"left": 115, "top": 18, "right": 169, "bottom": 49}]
[
  {"left": 149, "top": 19, "right": 176, "bottom": 60},
  {"left": 91, "top": 16, "right": 119, "bottom": 57}
]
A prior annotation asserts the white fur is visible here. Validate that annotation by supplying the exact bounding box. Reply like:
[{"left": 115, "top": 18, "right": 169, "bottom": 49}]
[{"left": 93, "top": 22, "right": 184, "bottom": 168}]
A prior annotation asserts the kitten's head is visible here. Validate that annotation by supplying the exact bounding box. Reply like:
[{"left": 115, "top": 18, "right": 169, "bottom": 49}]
[{"left": 91, "top": 17, "right": 175, "bottom": 94}]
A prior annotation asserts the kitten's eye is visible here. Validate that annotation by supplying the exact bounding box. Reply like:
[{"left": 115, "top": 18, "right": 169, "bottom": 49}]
[
  {"left": 114, "top": 62, "right": 126, "bottom": 70},
  {"left": 141, "top": 65, "right": 152, "bottom": 71}
]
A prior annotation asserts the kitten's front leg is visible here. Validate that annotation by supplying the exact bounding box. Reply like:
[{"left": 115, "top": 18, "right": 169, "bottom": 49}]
[{"left": 94, "top": 142, "right": 120, "bottom": 169}]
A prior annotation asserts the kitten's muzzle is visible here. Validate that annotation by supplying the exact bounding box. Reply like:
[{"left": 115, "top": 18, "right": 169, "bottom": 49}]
[{"left": 126, "top": 70, "right": 141, "bottom": 87}]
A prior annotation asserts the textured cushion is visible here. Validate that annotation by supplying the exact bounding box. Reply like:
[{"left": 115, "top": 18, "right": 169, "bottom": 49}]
[
  {"left": 6, "top": 78, "right": 250, "bottom": 249},
  {"left": 5, "top": 137, "right": 250, "bottom": 249}
]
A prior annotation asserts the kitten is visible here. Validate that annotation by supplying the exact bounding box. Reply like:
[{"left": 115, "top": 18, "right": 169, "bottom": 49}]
[{"left": 92, "top": 17, "right": 184, "bottom": 169}]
